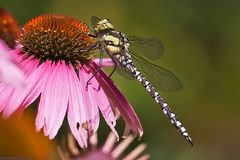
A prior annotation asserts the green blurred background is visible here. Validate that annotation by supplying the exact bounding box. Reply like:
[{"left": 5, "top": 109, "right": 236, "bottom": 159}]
[{"left": 1, "top": 0, "right": 240, "bottom": 159}]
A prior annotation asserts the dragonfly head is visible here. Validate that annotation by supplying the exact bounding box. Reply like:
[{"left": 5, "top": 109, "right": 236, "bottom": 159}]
[{"left": 94, "top": 19, "right": 115, "bottom": 33}]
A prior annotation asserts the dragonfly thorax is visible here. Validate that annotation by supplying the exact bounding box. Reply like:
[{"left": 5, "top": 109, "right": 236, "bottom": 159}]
[{"left": 102, "top": 31, "right": 129, "bottom": 55}]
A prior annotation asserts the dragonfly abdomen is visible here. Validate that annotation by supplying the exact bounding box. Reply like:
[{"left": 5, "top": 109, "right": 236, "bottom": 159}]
[{"left": 129, "top": 64, "right": 193, "bottom": 145}]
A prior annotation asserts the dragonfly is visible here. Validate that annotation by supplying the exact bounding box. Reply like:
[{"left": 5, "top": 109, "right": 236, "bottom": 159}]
[{"left": 83, "top": 16, "right": 193, "bottom": 145}]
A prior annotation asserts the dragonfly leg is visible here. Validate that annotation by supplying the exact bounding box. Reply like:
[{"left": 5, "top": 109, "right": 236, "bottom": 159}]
[
  {"left": 108, "top": 59, "right": 117, "bottom": 79},
  {"left": 88, "top": 33, "right": 97, "bottom": 38},
  {"left": 80, "top": 41, "right": 99, "bottom": 52},
  {"left": 86, "top": 49, "right": 104, "bottom": 89}
]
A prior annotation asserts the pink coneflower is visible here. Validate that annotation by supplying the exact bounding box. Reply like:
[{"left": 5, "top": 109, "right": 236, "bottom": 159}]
[
  {"left": 0, "top": 14, "right": 143, "bottom": 148},
  {"left": 58, "top": 132, "right": 150, "bottom": 160},
  {"left": 0, "top": 7, "right": 24, "bottom": 87}
]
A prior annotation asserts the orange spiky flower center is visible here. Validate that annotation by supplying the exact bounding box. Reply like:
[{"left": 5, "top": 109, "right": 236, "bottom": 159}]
[
  {"left": 18, "top": 14, "right": 94, "bottom": 64},
  {"left": 0, "top": 7, "right": 19, "bottom": 49}
]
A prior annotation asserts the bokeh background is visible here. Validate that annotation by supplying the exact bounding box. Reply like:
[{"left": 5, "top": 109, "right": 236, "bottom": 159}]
[{"left": 1, "top": 0, "right": 240, "bottom": 159}]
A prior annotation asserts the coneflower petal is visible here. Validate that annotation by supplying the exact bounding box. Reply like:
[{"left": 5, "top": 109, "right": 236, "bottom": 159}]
[
  {"left": 0, "top": 86, "right": 13, "bottom": 112},
  {"left": 35, "top": 62, "right": 59, "bottom": 131},
  {"left": 16, "top": 51, "right": 38, "bottom": 76},
  {"left": 0, "top": 49, "right": 37, "bottom": 111},
  {"left": 86, "top": 66, "right": 118, "bottom": 139},
  {"left": 37, "top": 61, "right": 69, "bottom": 138},
  {"left": 0, "top": 46, "right": 24, "bottom": 88},
  {"left": 0, "top": 51, "right": 38, "bottom": 115},
  {"left": 2, "top": 60, "right": 51, "bottom": 118},
  {"left": 48, "top": 62, "right": 70, "bottom": 139},
  {"left": 90, "top": 61, "right": 143, "bottom": 137},
  {"left": 79, "top": 68, "right": 100, "bottom": 135},
  {"left": 67, "top": 64, "right": 88, "bottom": 148},
  {"left": 0, "top": 53, "right": 24, "bottom": 87}
]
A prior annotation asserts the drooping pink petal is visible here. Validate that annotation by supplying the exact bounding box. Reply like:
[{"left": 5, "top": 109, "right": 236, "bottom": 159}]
[
  {"left": 0, "top": 83, "right": 6, "bottom": 94},
  {"left": 48, "top": 62, "right": 70, "bottom": 139},
  {"left": 1, "top": 60, "right": 51, "bottom": 118},
  {"left": 1, "top": 55, "right": 42, "bottom": 114},
  {"left": 35, "top": 63, "right": 57, "bottom": 131},
  {"left": 67, "top": 64, "right": 88, "bottom": 148},
  {"left": 84, "top": 66, "right": 119, "bottom": 139},
  {"left": 90, "top": 61, "right": 143, "bottom": 138},
  {"left": 14, "top": 60, "right": 51, "bottom": 117},
  {"left": 0, "top": 45, "right": 24, "bottom": 87},
  {"left": 0, "top": 85, "right": 14, "bottom": 112},
  {"left": 79, "top": 67, "right": 100, "bottom": 136},
  {"left": 36, "top": 61, "right": 69, "bottom": 139},
  {"left": 0, "top": 47, "right": 24, "bottom": 87}
]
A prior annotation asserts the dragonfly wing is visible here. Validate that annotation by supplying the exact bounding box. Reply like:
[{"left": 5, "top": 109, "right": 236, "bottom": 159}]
[
  {"left": 131, "top": 51, "right": 183, "bottom": 92},
  {"left": 116, "top": 66, "right": 135, "bottom": 80},
  {"left": 128, "top": 36, "right": 164, "bottom": 61}
]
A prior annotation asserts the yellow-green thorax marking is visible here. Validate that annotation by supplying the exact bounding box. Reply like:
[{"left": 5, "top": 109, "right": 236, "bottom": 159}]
[
  {"left": 103, "top": 34, "right": 123, "bottom": 54},
  {"left": 94, "top": 19, "right": 129, "bottom": 55}
]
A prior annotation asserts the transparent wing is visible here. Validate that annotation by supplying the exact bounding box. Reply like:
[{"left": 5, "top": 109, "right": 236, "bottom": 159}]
[
  {"left": 131, "top": 51, "right": 183, "bottom": 92},
  {"left": 128, "top": 36, "right": 164, "bottom": 61},
  {"left": 116, "top": 66, "right": 135, "bottom": 80},
  {"left": 91, "top": 16, "right": 101, "bottom": 28}
]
